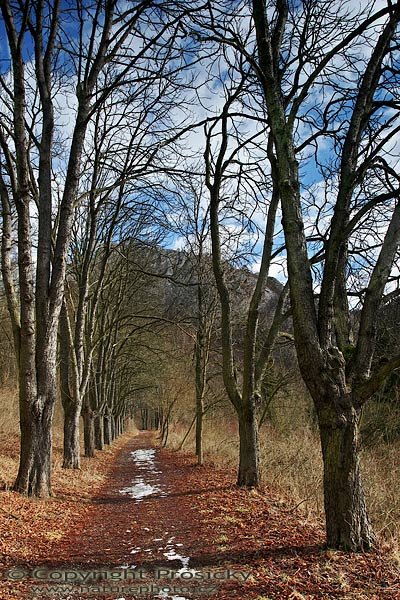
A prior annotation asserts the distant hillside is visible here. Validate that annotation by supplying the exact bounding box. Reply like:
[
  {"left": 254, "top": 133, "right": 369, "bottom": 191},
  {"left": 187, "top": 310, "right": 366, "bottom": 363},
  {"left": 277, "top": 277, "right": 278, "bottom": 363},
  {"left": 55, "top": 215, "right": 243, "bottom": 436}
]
[{"left": 138, "top": 245, "right": 284, "bottom": 324}]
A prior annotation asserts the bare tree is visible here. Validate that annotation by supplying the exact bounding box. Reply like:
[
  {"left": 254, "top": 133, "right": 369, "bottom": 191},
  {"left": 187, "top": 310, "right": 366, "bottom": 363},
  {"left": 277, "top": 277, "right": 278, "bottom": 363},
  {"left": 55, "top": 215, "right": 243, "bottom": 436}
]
[
  {"left": 193, "top": 225, "right": 217, "bottom": 465},
  {"left": 0, "top": 0, "right": 192, "bottom": 496},
  {"left": 200, "top": 63, "right": 289, "bottom": 486},
  {"left": 165, "top": 178, "right": 218, "bottom": 464},
  {"left": 186, "top": 0, "right": 400, "bottom": 550},
  {"left": 0, "top": 0, "right": 119, "bottom": 496},
  {"left": 247, "top": 0, "right": 400, "bottom": 550},
  {"left": 59, "top": 58, "right": 183, "bottom": 467}
]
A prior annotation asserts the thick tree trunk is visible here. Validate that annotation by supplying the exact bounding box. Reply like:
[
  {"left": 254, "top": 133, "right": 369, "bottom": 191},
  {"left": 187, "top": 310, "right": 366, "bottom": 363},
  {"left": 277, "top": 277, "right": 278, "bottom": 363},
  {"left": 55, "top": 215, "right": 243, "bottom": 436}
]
[
  {"left": 94, "top": 413, "right": 104, "bottom": 450},
  {"left": 14, "top": 399, "right": 54, "bottom": 497},
  {"left": 237, "top": 403, "right": 260, "bottom": 487},
  {"left": 319, "top": 406, "right": 375, "bottom": 551},
  {"left": 83, "top": 409, "right": 95, "bottom": 458},
  {"left": 62, "top": 403, "right": 81, "bottom": 468}
]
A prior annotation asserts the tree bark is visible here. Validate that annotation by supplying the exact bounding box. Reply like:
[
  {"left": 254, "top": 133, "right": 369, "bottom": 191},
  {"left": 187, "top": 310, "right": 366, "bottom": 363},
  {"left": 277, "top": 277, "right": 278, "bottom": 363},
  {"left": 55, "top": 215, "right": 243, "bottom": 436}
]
[
  {"left": 114, "top": 416, "right": 119, "bottom": 438},
  {"left": 104, "top": 414, "right": 112, "bottom": 445},
  {"left": 14, "top": 398, "right": 54, "bottom": 497},
  {"left": 110, "top": 415, "right": 116, "bottom": 441},
  {"left": 237, "top": 401, "right": 260, "bottom": 487},
  {"left": 62, "top": 403, "right": 81, "bottom": 469},
  {"left": 83, "top": 408, "right": 95, "bottom": 458},
  {"left": 195, "top": 404, "right": 204, "bottom": 466},
  {"left": 94, "top": 414, "right": 104, "bottom": 450},
  {"left": 318, "top": 404, "right": 374, "bottom": 551},
  {"left": 60, "top": 303, "right": 81, "bottom": 469}
]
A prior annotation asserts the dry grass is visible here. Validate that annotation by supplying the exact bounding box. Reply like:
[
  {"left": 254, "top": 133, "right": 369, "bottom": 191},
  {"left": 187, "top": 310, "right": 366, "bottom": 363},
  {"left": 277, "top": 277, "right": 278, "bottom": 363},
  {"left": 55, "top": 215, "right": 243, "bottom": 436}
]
[
  {"left": 168, "top": 399, "right": 400, "bottom": 550},
  {"left": 0, "top": 387, "right": 19, "bottom": 435},
  {"left": 362, "top": 441, "right": 400, "bottom": 545},
  {"left": 0, "top": 387, "right": 20, "bottom": 489}
]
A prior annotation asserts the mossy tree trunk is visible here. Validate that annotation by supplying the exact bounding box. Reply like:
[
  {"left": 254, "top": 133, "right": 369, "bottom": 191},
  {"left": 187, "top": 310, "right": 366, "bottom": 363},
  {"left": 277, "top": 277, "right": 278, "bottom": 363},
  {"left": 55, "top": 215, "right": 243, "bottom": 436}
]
[{"left": 319, "top": 405, "right": 374, "bottom": 550}]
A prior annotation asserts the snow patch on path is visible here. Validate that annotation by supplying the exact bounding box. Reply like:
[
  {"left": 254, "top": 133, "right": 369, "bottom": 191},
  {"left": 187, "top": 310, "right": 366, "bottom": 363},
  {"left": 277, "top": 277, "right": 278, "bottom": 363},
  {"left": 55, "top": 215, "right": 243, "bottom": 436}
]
[
  {"left": 163, "top": 537, "right": 201, "bottom": 578},
  {"left": 119, "top": 448, "right": 165, "bottom": 501},
  {"left": 120, "top": 481, "right": 160, "bottom": 500}
]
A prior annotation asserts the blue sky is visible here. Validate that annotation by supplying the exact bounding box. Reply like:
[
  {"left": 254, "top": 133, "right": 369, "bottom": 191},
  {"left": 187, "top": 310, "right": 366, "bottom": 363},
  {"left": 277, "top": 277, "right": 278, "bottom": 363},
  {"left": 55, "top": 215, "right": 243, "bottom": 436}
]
[{"left": 0, "top": 0, "right": 398, "bottom": 294}]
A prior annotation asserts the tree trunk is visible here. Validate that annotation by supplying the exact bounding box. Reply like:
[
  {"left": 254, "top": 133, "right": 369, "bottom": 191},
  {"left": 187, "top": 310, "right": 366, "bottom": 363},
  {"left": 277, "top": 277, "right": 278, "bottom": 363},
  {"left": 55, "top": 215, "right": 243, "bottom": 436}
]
[
  {"left": 94, "top": 413, "right": 104, "bottom": 450},
  {"left": 110, "top": 415, "right": 116, "bottom": 441},
  {"left": 237, "top": 403, "right": 260, "bottom": 487},
  {"left": 60, "top": 314, "right": 81, "bottom": 469},
  {"left": 162, "top": 419, "right": 169, "bottom": 447},
  {"left": 63, "top": 403, "right": 81, "bottom": 468},
  {"left": 83, "top": 409, "right": 95, "bottom": 458},
  {"left": 14, "top": 400, "right": 54, "bottom": 497},
  {"left": 195, "top": 405, "right": 204, "bottom": 465},
  {"left": 319, "top": 405, "right": 375, "bottom": 551},
  {"left": 141, "top": 408, "right": 148, "bottom": 430},
  {"left": 104, "top": 414, "right": 112, "bottom": 445}
]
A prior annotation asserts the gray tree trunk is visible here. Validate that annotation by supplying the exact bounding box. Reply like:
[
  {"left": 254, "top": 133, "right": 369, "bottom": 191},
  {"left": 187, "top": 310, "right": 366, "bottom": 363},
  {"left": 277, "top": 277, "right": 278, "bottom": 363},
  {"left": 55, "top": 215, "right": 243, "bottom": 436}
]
[
  {"left": 94, "top": 414, "right": 104, "bottom": 450},
  {"left": 60, "top": 304, "right": 81, "bottom": 469},
  {"left": 14, "top": 388, "right": 54, "bottom": 496},
  {"left": 63, "top": 404, "right": 81, "bottom": 469},
  {"left": 110, "top": 415, "right": 116, "bottom": 441},
  {"left": 104, "top": 414, "right": 112, "bottom": 445},
  {"left": 237, "top": 402, "right": 260, "bottom": 487},
  {"left": 83, "top": 409, "right": 95, "bottom": 458}
]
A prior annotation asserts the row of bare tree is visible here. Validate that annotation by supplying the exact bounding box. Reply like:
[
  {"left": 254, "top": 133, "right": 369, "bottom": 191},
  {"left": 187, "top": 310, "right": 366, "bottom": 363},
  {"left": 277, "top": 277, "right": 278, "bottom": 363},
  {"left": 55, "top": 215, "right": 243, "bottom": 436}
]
[
  {"left": 1, "top": 0, "right": 400, "bottom": 554},
  {"left": 0, "top": 0, "right": 189, "bottom": 495}
]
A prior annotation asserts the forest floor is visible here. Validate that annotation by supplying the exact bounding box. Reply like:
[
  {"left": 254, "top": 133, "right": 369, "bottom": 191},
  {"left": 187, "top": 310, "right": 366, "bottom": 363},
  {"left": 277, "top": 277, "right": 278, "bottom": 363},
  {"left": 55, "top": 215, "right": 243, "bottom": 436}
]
[{"left": 0, "top": 430, "right": 399, "bottom": 600}]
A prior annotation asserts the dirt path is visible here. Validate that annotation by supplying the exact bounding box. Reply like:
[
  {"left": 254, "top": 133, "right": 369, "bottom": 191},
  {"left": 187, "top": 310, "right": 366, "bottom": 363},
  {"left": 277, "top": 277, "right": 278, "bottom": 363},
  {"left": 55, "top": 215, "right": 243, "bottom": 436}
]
[
  {"left": 52, "top": 430, "right": 224, "bottom": 598},
  {"left": 2, "top": 431, "right": 400, "bottom": 599}
]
